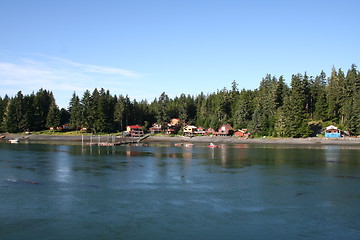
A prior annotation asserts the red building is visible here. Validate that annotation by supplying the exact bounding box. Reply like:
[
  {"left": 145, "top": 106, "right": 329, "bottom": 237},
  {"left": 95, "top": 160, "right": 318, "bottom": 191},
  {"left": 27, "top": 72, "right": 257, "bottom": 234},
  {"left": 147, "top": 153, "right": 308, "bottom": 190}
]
[
  {"left": 234, "top": 129, "right": 250, "bottom": 138},
  {"left": 215, "top": 124, "right": 234, "bottom": 136},
  {"left": 149, "top": 123, "right": 162, "bottom": 134},
  {"left": 126, "top": 125, "right": 144, "bottom": 137}
]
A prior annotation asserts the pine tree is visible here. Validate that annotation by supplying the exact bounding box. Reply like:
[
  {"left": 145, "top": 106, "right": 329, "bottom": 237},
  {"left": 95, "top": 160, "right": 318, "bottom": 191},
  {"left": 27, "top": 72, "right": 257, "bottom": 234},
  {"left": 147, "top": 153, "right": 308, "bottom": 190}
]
[
  {"left": 114, "top": 95, "right": 126, "bottom": 131},
  {"left": 274, "top": 102, "right": 288, "bottom": 137},
  {"left": 178, "top": 94, "right": 188, "bottom": 122},
  {"left": 123, "top": 95, "right": 133, "bottom": 126},
  {"left": 4, "top": 92, "right": 24, "bottom": 132},
  {"left": 81, "top": 90, "right": 93, "bottom": 130},
  {"left": 251, "top": 103, "right": 268, "bottom": 136},
  {"left": 232, "top": 89, "right": 255, "bottom": 129},
  {"left": 59, "top": 108, "right": 70, "bottom": 126},
  {"left": 4, "top": 99, "right": 17, "bottom": 133},
  {"left": 33, "top": 89, "right": 54, "bottom": 131},
  {"left": 273, "top": 76, "right": 288, "bottom": 109},
  {"left": 89, "top": 88, "right": 116, "bottom": 133},
  {"left": 68, "top": 92, "right": 81, "bottom": 131},
  {"left": 0, "top": 97, "right": 3, "bottom": 132},
  {"left": 0, "top": 95, "right": 10, "bottom": 132},
  {"left": 46, "top": 101, "right": 61, "bottom": 130},
  {"left": 343, "top": 64, "right": 360, "bottom": 129},
  {"left": 251, "top": 74, "right": 281, "bottom": 135},
  {"left": 186, "top": 95, "right": 197, "bottom": 124},
  {"left": 312, "top": 71, "right": 328, "bottom": 120},
  {"left": 283, "top": 74, "right": 311, "bottom": 137},
  {"left": 156, "top": 92, "right": 169, "bottom": 125},
  {"left": 214, "top": 88, "right": 232, "bottom": 124},
  {"left": 94, "top": 92, "right": 106, "bottom": 133},
  {"left": 347, "top": 90, "right": 360, "bottom": 135},
  {"left": 327, "top": 67, "right": 346, "bottom": 123},
  {"left": 134, "top": 99, "right": 151, "bottom": 126},
  {"left": 101, "top": 89, "right": 116, "bottom": 132},
  {"left": 21, "top": 93, "right": 36, "bottom": 131},
  {"left": 314, "top": 90, "right": 328, "bottom": 120},
  {"left": 195, "top": 94, "right": 212, "bottom": 128}
]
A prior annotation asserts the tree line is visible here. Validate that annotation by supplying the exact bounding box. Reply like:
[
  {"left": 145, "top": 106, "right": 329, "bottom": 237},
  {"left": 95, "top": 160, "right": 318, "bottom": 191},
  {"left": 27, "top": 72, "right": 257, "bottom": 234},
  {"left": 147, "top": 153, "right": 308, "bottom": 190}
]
[{"left": 1, "top": 64, "right": 359, "bottom": 137}]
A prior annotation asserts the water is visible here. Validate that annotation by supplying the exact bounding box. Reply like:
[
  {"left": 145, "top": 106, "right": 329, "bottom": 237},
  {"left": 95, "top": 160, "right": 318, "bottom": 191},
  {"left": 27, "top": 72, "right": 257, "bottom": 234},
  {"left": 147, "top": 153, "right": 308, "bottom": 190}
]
[{"left": 1, "top": 142, "right": 360, "bottom": 240}]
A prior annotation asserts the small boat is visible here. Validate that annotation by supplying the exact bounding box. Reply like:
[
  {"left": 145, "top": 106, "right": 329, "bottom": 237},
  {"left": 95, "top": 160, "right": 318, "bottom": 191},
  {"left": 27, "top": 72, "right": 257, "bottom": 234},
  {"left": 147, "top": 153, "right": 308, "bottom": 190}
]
[
  {"left": 174, "top": 143, "right": 183, "bottom": 147},
  {"left": 0, "top": 135, "right": 5, "bottom": 139},
  {"left": 208, "top": 143, "right": 218, "bottom": 148},
  {"left": 184, "top": 143, "right": 194, "bottom": 147},
  {"left": 208, "top": 143, "right": 224, "bottom": 148},
  {"left": 9, "top": 139, "right": 19, "bottom": 144}
]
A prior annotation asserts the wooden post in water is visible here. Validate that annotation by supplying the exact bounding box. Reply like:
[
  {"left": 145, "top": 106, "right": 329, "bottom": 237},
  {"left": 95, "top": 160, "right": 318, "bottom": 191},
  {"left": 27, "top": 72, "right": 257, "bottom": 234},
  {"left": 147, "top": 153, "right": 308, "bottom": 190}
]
[{"left": 82, "top": 135, "right": 84, "bottom": 146}]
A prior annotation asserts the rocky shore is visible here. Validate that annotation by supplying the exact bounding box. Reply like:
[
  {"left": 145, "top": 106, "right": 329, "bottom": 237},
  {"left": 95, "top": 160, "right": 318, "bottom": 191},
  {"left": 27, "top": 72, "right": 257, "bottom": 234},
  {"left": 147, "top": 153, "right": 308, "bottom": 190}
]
[
  {"left": 144, "top": 135, "right": 360, "bottom": 145},
  {"left": 2, "top": 133, "right": 360, "bottom": 146}
]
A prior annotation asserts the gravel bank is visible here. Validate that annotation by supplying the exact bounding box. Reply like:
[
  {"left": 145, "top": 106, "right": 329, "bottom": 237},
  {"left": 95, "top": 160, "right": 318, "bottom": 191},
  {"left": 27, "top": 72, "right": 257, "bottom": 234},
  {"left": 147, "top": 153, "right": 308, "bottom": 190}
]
[
  {"left": 2, "top": 133, "right": 360, "bottom": 146},
  {"left": 144, "top": 135, "right": 360, "bottom": 145}
]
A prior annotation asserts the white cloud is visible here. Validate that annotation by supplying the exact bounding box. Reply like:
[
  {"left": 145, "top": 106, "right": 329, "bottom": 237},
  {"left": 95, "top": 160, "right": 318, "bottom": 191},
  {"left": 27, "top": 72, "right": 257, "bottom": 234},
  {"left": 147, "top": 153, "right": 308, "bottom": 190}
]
[
  {"left": 43, "top": 56, "right": 140, "bottom": 77},
  {"left": 0, "top": 54, "right": 142, "bottom": 108}
]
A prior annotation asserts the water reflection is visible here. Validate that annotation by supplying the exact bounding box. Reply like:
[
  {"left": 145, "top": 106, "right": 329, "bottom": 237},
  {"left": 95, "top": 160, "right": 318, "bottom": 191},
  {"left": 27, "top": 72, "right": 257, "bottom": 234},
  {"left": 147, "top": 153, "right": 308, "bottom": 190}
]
[
  {"left": 4, "top": 142, "right": 360, "bottom": 180},
  {"left": 54, "top": 145, "right": 72, "bottom": 183},
  {"left": 324, "top": 145, "right": 341, "bottom": 163},
  {"left": 2, "top": 142, "right": 360, "bottom": 240}
]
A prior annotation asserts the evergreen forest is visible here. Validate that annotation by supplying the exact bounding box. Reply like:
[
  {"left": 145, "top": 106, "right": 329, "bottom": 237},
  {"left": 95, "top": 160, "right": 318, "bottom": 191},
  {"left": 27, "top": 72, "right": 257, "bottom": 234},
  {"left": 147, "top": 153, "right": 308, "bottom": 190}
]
[{"left": 1, "top": 65, "right": 360, "bottom": 137}]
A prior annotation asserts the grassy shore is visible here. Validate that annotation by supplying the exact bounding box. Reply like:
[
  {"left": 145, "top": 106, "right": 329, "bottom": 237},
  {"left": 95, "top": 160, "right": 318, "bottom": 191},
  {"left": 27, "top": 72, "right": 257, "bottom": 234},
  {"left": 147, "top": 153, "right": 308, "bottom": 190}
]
[{"left": 2, "top": 132, "right": 360, "bottom": 145}]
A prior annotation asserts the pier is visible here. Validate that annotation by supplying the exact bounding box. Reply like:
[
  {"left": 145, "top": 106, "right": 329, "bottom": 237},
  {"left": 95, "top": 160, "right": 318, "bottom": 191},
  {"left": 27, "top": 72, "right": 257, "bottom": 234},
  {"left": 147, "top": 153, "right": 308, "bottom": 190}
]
[{"left": 84, "top": 134, "right": 150, "bottom": 146}]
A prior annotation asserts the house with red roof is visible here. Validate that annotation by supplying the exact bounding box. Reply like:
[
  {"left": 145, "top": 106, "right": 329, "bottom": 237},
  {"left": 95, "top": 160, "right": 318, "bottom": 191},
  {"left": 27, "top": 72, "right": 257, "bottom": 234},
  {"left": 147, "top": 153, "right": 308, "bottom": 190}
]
[
  {"left": 126, "top": 125, "right": 144, "bottom": 137},
  {"left": 215, "top": 124, "right": 234, "bottom": 136},
  {"left": 234, "top": 129, "right": 251, "bottom": 138},
  {"left": 183, "top": 125, "right": 197, "bottom": 136},
  {"left": 196, "top": 127, "right": 207, "bottom": 135},
  {"left": 149, "top": 123, "right": 162, "bottom": 134},
  {"left": 206, "top": 128, "right": 215, "bottom": 135}
]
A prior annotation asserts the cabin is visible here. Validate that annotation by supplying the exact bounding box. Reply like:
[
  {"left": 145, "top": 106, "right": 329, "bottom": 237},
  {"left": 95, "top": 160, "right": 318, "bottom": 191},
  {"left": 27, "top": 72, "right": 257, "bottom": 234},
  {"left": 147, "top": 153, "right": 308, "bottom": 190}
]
[
  {"left": 206, "top": 128, "right": 215, "bottom": 135},
  {"left": 149, "top": 123, "right": 162, "bottom": 134},
  {"left": 165, "top": 118, "right": 182, "bottom": 134},
  {"left": 61, "top": 124, "right": 75, "bottom": 130},
  {"left": 196, "top": 127, "right": 207, "bottom": 136},
  {"left": 183, "top": 125, "right": 197, "bottom": 136},
  {"left": 165, "top": 128, "right": 176, "bottom": 135},
  {"left": 215, "top": 124, "right": 234, "bottom": 136},
  {"left": 234, "top": 129, "right": 250, "bottom": 138},
  {"left": 325, "top": 125, "right": 341, "bottom": 138},
  {"left": 169, "top": 118, "right": 181, "bottom": 126},
  {"left": 126, "top": 125, "right": 144, "bottom": 137}
]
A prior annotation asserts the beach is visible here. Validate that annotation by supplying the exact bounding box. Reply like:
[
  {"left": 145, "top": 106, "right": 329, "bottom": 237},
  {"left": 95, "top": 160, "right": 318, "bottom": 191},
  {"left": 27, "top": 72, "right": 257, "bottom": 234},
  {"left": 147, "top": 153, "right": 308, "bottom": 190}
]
[
  {"left": 2, "top": 133, "right": 360, "bottom": 145},
  {"left": 145, "top": 135, "right": 360, "bottom": 145}
]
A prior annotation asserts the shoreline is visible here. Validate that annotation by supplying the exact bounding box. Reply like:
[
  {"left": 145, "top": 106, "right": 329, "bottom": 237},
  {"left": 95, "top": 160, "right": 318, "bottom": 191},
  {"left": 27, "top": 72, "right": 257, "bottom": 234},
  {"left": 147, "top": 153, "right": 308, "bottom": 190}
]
[
  {"left": 145, "top": 135, "right": 360, "bottom": 145},
  {"left": 1, "top": 133, "right": 360, "bottom": 145}
]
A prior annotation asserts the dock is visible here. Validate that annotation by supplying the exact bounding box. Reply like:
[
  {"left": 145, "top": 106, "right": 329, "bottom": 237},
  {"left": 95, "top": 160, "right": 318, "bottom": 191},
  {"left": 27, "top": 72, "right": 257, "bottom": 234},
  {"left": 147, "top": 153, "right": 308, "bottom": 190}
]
[{"left": 85, "top": 134, "right": 150, "bottom": 146}]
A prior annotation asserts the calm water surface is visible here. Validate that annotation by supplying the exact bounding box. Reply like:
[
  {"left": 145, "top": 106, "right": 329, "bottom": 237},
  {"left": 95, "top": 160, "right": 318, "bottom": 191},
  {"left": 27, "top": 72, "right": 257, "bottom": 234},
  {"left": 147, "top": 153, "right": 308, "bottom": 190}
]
[{"left": 1, "top": 141, "right": 360, "bottom": 239}]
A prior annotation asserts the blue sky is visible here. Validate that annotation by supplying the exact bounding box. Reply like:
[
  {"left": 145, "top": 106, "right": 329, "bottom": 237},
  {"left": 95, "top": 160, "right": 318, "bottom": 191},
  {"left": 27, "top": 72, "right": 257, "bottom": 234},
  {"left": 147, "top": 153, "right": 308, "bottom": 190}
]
[{"left": 1, "top": 0, "right": 359, "bottom": 108}]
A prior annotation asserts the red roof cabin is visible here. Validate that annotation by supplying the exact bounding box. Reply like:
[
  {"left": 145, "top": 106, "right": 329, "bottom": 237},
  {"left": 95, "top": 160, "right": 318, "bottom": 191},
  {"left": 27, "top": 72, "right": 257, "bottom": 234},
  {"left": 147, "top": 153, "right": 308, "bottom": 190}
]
[
  {"left": 215, "top": 124, "right": 234, "bottom": 136},
  {"left": 234, "top": 129, "right": 250, "bottom": 138},
  {"left": 149, "top": 123, "right": 162, "bottom": 134},
  {"left": 196, "top": 127, "right": 207, "bottom": 136},
  {"left": 183, "top": 125, "right": 197, "bottom": 136},
  {"left": 126, "top": 125, "right": 144, "bottom": 137},
  {"left": 206, "top": 128, "right": 215, "bottom": 135},
  {"left": 168, "top": 118, "right": 182, "bottom": 126},
  {"left": 165, "top": 128, "right": 176, "bottom": 135}
]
